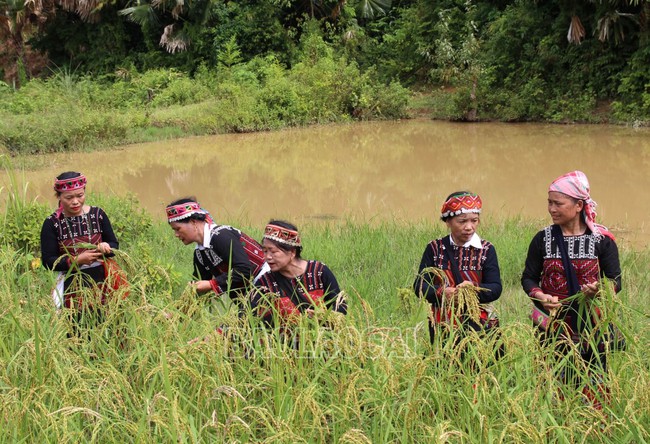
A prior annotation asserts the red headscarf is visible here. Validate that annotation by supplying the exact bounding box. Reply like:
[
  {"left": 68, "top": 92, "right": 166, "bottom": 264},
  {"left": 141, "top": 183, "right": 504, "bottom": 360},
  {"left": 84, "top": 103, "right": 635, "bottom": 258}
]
[
  {"left": 440, "top": 192, "right": 482, "bottom": 220},
  {"left": 549, "top": 171, "right": 615, "bottom": 240},
  {"left": 166, "top": 201, "right": 214, "bottom": 224}
]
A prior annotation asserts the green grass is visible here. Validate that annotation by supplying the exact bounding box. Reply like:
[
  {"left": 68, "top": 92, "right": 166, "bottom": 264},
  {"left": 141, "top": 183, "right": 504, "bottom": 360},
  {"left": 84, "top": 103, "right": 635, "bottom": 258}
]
[{"left": 1, "top": 194, "right": 649, "bottom": 442}]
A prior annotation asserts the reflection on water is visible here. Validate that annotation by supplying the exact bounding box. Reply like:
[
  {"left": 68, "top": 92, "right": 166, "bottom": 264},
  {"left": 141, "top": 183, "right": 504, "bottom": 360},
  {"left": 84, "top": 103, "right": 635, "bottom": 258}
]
[{"left": 4, "top": 120, "right": 650, "bottom": 247}]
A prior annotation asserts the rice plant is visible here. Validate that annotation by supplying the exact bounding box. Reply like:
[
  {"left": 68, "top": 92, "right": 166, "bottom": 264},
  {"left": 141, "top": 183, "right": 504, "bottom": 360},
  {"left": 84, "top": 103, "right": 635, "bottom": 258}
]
[{"left": 0, "top": 192, "right": 648, "bottom": 442}]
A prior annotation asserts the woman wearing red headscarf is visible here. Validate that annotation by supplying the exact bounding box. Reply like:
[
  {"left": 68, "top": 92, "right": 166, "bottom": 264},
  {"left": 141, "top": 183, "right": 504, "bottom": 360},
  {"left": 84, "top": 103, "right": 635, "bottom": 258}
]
[
  {"left": 521, "top": 170, "right": 622, "bottom": 409},
  {"left": 166, "top": 197, "right": 267, "bottom": 312},
  {"left": 414, "top": 191, "right": 502, "bottom": 346},
  {"left": 40, "top": 171, "right": 119, "bottom": 310}
]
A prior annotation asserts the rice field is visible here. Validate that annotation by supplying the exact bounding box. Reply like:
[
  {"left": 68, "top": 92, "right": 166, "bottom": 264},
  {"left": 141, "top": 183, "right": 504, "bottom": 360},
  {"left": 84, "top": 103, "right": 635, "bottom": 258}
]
[{"left": 1, "top": 195, "right": 649, "bottom": 443}]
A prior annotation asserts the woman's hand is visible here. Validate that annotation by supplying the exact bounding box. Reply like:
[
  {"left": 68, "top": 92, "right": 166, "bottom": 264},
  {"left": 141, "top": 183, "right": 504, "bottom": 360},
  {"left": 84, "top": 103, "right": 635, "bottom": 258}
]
[
  {"left": 73, "top": 249, "right": 103, "bottom": 266},
  {"left": 190, "top": 280, "right": 212, "bottom": 294},
  {"left": 581, "top": 281, "right": 600, "bottom": 298},
  {"left": 444, "top": 286, "right": 457, "bottom": 300},
  {"left": 444, "top": 281, "right": 476, "bottom": 300},
  {"left": 457, "top": 281, "right": 475, "bottom": 289},
  {"left": 534, "top": 291, "right": 562, "bottom": 312},
  {"left": 97, "top": 242, "right": 112, "bottom": 254}
]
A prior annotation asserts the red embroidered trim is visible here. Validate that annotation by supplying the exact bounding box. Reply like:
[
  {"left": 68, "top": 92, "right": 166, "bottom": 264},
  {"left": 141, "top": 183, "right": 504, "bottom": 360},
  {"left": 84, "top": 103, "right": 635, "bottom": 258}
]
[{"left": 54, "top": 175, "right": 87, "bottom": 193}]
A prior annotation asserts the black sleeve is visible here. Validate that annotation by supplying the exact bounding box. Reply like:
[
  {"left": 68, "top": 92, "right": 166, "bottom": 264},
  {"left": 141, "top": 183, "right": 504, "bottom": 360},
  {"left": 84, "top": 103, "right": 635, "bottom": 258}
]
[
  {"left": 413, "top": 243, "right": 443, "bottom": 305},
  {"left": 320, "top": 264, "right": 346, "bottom": 314},
  {"left": 598, "top": 236, "right": 622, "bottom": 292},
  {"left": 211, "top": 229, "right": 253, "bottom": 292},
  {"left": 521, "top": 230, "right": 545, "bottom": 297},
  {"left": 249, "top": 274, "right": 272, "bottom": 313},
  {"left": 98, "top": 208, "right": 119, "bottom": 251},
  {"left": 193, "top": 252, "right": 212, "bottom": 281},
  {"left": 40, "top": 217, "right": 71, "bottom": 272},
  {"left": 478, "top": 245, "right": 502, "bottom": 303}
]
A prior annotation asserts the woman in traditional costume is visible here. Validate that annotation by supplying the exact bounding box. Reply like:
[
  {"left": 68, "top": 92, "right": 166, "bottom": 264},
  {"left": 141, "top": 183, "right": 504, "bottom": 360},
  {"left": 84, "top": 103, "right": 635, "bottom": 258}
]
[
  {"left": 166, "top": 197, "right": 267, "bottom": 311},
  {"left": 250, "top": 221, "right": 347, "bottom": 324},
  {"left": 413, "top": 191, "right": 502, "bottom": 346},
  {"left": 40, "top": 171, "right": 120, "bottom": 313},
  {"left": 521, "top": 171, "right": 622, "bottom": 409}
]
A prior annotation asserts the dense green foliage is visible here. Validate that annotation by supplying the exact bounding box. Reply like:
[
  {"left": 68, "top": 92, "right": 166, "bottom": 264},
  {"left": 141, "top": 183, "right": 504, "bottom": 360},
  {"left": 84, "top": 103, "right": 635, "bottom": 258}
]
[
  {"left": 1, "top": 190, "right": 649, "bottom": 442},
  {"left": 2, "top": 0, "right": 649, "bottom": 139},
  {"left": 0, "top": 30, "right": 409, "bottom": 154}
]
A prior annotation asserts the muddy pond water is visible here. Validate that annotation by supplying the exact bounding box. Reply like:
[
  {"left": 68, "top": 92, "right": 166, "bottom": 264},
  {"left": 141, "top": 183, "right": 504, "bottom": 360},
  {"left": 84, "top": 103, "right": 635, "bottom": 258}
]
[{"left": 7, "top": 120, "right": 650, "bottom": 248}]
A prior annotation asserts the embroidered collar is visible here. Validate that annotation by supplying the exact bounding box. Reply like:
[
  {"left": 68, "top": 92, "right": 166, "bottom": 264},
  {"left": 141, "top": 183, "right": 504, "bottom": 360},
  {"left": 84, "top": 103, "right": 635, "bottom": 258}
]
[{"left": 449, "top": 232, "right": 482, "bottom": 248}]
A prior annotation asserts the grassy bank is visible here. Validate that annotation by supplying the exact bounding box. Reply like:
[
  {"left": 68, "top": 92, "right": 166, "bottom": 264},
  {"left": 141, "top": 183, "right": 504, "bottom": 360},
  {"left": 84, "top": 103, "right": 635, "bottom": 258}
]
[
  {"left": 0, "top": 51, "right": 410, "bottom": 156},
  {"left": 1, "top": 192, "right": 649, "bottom": 442}
]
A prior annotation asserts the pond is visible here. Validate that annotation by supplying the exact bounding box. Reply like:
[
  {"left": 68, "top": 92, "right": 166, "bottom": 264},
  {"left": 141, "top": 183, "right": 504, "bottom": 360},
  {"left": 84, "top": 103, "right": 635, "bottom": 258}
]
[{"left": 6, "top": 120, "right": 650, "bottom": 247}]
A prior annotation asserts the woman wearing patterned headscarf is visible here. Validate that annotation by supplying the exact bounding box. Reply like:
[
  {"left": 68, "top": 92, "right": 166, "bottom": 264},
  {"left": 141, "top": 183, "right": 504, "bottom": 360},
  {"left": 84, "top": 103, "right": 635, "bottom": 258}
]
[
  {"left": 413, "top": 191, "right": 502, "bottom": 346},
  {"left": 521, "top": 170, "right": 621, "bottom": 409},
  {"left": 250, "top": 220, "right": 347, "bottom": 324},
  {"left": 40, "top": 171, "right": 120, "bottom": 312},
  {"left": 166, "top": 197, "right": 267, "bottom": 312}
]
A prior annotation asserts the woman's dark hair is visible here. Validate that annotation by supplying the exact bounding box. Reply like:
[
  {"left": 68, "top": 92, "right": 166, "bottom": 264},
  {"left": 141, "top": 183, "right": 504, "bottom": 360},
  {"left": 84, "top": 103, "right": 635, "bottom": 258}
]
[
  {"left": 441, "top": 190, "right": 473, "bottom": 222},
  {"left": 265, "top": 219, "right": 302, "bottom": 258},
  {"left": 167, "top": 197, "right": 207, "bottom": 223},
  {"left": 54, "top": 171, "right": 83, "bottom": 197}
]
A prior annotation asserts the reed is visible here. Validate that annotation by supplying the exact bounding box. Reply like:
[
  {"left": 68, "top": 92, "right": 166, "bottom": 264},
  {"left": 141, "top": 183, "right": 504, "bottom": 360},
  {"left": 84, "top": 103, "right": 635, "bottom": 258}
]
[{"left": 0, "top": 193, "right": 649, "bottom": 442}]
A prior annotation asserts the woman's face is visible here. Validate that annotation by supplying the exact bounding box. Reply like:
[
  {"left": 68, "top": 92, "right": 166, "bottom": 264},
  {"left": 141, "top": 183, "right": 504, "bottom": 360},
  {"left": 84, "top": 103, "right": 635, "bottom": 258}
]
[
  {"left": 446, "top": 213, "right": 480, "bottom": 245},
  {"left": 548, "top": 191, "right": 583, "bottom": 226},
  {"left": 170, "top": 220, "right": 200, "bottom": 245},
  {"left": 262, "top": 239, "right": 295, "bottom": 273},
  {"left": 59, "top": 188, "right": 86, "bottom": 216}
]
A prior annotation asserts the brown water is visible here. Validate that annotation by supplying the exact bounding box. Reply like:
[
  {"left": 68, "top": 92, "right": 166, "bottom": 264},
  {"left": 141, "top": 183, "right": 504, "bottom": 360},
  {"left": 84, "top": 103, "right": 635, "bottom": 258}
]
[{"left": 5, "top": 120, "right": 650, "bottom": 247}]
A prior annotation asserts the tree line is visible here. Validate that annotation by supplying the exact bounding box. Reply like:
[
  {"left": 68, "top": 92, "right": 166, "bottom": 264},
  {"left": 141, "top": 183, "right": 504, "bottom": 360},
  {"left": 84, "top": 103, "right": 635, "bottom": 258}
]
[{"left": 1, "top": 0, "right": 649, "bottom": 122}]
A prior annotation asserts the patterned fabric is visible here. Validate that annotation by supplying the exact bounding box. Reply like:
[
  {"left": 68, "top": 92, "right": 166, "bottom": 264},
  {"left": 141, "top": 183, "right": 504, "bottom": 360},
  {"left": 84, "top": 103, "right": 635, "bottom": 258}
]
[
  {"left": 264, "top": 224, "right": 301, "bottom": 247},
  {"left": 41, "top": 206, "right": 119, "bottom": 309},
  {"left": 54, "top": 174, "right": 86, "bottom": 193},
  {"left": 413, "top": 236, "right": 502, "bottom": 328},
  {"left": 548, "top": 170, "right": 614, "bottom": 240},
  {"left": 526, "top": 226, "right": 618, "bottom": 299},
  {"left": 166, "top": 201, "right": 214, "bottom": 223},
  {"left": 193, "top": 224, "right": 265, "bottom": 300},
  {"left": 253, "top": 260, "right": 346, "bottom": 319},
  {"left": 48, "top": 207, "right": 108, "bottom": 257},
  {"left": 440, "top": 192, "right": 482, "bottom": 220}
]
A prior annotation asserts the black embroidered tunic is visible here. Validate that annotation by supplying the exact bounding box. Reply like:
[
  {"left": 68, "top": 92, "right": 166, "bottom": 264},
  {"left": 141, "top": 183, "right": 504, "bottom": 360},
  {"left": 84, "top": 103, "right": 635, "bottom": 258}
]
[
  {"left": 193, "top": 224, "right": 265, "bottom": 301},
  {"left": 251, "top": 260, "right": 347, "bottom": 317},
  {"left": 40, "top": 206, "right": 119, "bottom": 296},
  {"left": 521, "top": 225, "right": 622, "bottom": 309}
]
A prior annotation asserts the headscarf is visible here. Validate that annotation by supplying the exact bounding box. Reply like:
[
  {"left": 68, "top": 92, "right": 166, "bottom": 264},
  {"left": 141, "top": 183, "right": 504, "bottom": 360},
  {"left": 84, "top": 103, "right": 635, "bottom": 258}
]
[
  {"left": 166, "top": 200, "right": 214, "bottom": 224},
  {"left": 54, "top": 174, "right": 86, "bottom": 193},
  {"left": 263, "top": 223, "right": 302, "bottom": 247},
  {"left": 440, "top": 192, "right": 482, "bottom": 220},
  {"left": 548, "top": 170, "right": 614, "bottom": 240}
]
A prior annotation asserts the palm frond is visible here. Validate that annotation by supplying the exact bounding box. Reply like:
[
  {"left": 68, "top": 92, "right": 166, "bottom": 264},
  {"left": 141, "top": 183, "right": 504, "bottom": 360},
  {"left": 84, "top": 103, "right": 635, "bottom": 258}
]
[
  {"left": 160, "top": 23, "right": 190, "bottom": 53},
  {"left": 356, "top": 0, "right": 391, "bottom": 20},
  {"left": 118, "top": 4, "right": 157, "bottom": 26}
]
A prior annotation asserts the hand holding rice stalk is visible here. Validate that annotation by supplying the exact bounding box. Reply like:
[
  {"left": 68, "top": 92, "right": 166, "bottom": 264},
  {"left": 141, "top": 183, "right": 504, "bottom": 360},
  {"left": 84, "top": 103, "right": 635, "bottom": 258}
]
[
  {"left": 419, "top": 266, "right": 483, "bottom": 324},
  {"left": 450, "top": 282, "right": 483, "bottom": 324},
  {"left": 565, "top": 277, "right": 628, "bottom": 350}
]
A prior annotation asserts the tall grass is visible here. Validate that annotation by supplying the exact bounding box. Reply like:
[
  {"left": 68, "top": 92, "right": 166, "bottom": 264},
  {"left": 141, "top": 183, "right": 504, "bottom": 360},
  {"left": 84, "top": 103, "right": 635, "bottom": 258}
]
[{"left": 1, "top": 194, "right": 648, "bottom": 442}]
